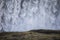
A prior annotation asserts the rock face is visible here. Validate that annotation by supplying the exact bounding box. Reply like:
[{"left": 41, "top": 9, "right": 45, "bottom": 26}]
[{"left": 0, "top": 0, "right": 60, "bottom": 32}]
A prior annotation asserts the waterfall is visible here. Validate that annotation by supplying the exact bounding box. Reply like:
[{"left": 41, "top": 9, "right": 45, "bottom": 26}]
[{"left": 0, "top": 0, "right": 60, "bottom": 32}]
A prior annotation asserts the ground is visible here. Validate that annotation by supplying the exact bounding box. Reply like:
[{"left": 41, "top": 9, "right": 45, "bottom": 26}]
[{"left": 0, "top": 30, "right": 60, "bottom": 40}]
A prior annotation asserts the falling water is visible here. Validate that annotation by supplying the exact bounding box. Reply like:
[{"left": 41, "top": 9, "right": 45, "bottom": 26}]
[{"left": 0, "top": 0, "right": 60, "bottom": 32}]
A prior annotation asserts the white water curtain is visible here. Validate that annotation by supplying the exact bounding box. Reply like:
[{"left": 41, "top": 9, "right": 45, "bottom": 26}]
[{"left": 0, "top": 0, "right": 60, "bottom": 32}]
